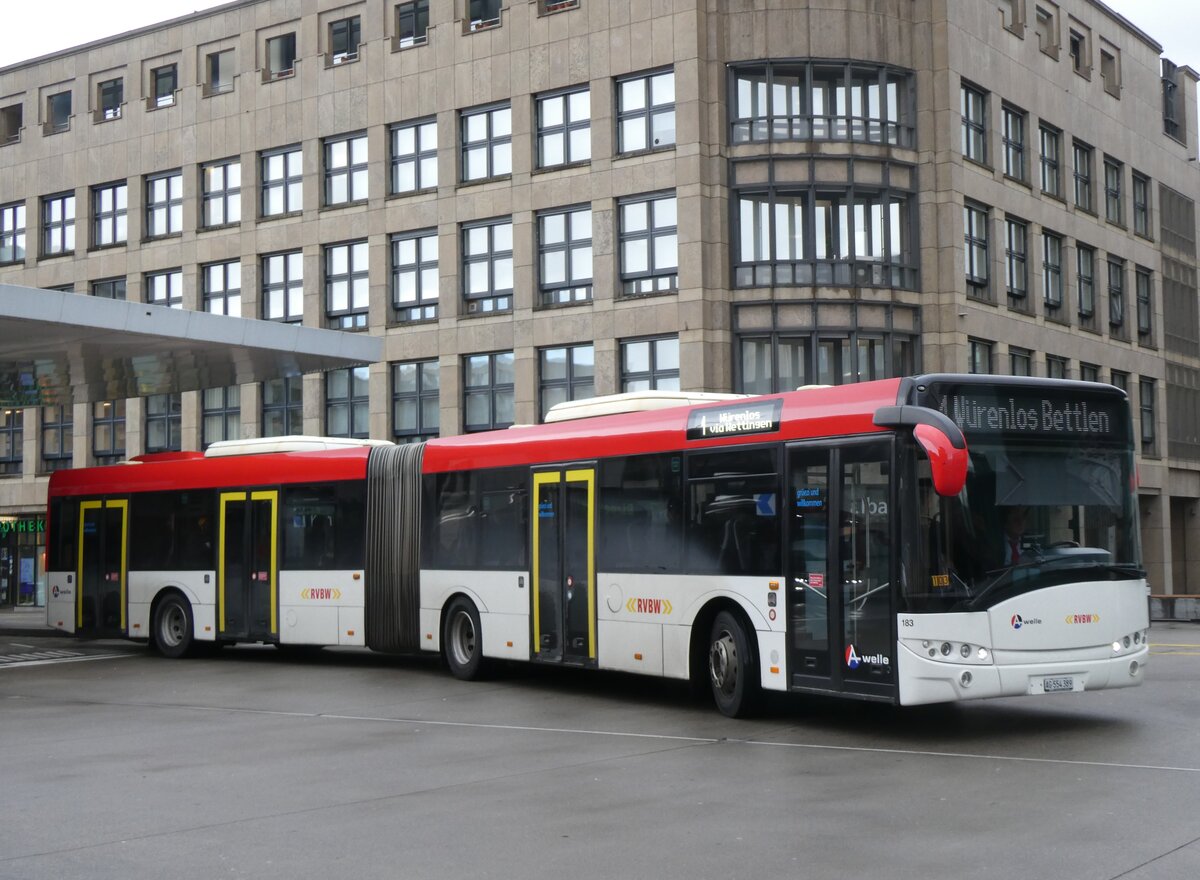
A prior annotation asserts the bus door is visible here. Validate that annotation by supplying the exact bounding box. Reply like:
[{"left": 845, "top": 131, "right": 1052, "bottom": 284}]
[
  {"left": 531, "top": 467, "right": 596, "bottom": 665},
  {"left": 219, "top": 491, "right": 278, "bottom": 641},
  {"left": 787, "top": 438, "right": 895, "bottom": 699},
  {"left": 77, "top": 499, "right": 128, "bottom": 636}
]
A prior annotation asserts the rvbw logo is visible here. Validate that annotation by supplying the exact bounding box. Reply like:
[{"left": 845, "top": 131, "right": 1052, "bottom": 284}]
[{"left": 845, "top": 644, "right": 890, "bottom": 669}]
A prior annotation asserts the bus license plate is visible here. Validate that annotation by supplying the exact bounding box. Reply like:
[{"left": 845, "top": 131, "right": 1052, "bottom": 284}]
[{"left": 1041, "top": 676, "right": 1075, "bottom": 693}]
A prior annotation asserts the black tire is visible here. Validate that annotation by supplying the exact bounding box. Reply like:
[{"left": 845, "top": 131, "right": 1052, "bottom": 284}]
[
  {"left": 443, "top": 597, "right": 486, "bottom": 681},
  {"left": 708, "top": 610, "right": 760, "bottom": 718},
  {"left": 153, "top": 593, "right": 195, "bottom": 659}
]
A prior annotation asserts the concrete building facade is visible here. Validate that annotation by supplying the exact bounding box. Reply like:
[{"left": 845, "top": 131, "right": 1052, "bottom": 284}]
[{"left": 1, "top": 0, "right": 1198, "bottom": 606}]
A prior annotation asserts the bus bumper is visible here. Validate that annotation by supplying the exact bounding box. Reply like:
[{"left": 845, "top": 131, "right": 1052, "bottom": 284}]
[{"left": 897, "top": 642, "right": 1149, "bottom": 706}]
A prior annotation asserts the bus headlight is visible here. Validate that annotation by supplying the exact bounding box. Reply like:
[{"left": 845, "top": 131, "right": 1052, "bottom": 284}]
[
  {"left": 940, "top": 642, "right": 952, "bottom": 656},
  {"left": 1112, "top": 641, "right": 1122, "bottom": 653},
  {"left": 960, "top": 644, "right": 972, "bottom": 659},
  {"left": 977, "top": 647, "right": 989, "bottom": 661}
]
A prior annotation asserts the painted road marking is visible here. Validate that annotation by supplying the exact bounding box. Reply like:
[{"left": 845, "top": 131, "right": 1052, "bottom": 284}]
[{"left": 0, "top": 653, "right": 135, "bottom": 670}]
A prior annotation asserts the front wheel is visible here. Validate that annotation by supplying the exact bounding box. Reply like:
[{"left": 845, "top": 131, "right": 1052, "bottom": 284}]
[
  {"left": 154, "top": 593, "right": 195, "bottom": 659},
  {"left": 708, "top": 610, "right": 760, "bottom": 718},
  {"left": 443, "top": 597, "right": 486, "bottom": 681}
]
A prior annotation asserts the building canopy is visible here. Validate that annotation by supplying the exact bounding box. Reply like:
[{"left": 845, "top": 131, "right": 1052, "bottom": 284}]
[{"left": 0, "top": 284, "right": 382, "bottom": 407}]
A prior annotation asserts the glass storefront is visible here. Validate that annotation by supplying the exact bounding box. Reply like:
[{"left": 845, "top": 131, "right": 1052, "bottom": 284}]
[{"left": 0, "top": 514, "right": 47, "bottom": 607}]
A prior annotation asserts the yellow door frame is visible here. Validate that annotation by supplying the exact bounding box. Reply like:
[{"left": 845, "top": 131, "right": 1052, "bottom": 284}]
[
  {"left": 76, "top": 499, "right": 128, "bottom": 631},
  {"left": 218, "top": 490, "right": 280, "bottom": 636},
  {"left": 531, "top": 468, "right": 596, "bottom": 661}
]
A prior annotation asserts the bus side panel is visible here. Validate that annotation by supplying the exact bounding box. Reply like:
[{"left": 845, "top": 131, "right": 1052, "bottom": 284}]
[
  {"left": 128, "top": 572, "right": 215, "bottom": 642},
  {"left": 420, "top": 569, "right": 530, "bottom": 660},
  {"left": 47, "top": 571, "right": 75, "bottom": 633},
  {"left": 596, "top": 619, "right": 663, "bottom": 675},
  {"left": 278, "top": 570, "right": 362, "bottom": 646}
]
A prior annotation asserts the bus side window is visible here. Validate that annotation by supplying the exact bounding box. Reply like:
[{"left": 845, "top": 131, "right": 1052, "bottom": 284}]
[
  {"left": 599, "top": 454, "right": 682, "bottom": 573},
  {"left": 476, "top": 467, "right": 528, "bottom": 570}
]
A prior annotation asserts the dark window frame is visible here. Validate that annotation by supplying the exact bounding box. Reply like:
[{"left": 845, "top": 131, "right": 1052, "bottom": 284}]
[
  {"left": 537, "top": 204, "right": 593, "bottom": 306},
  {"left": 262, "top": 250, "right": 305, "bottom": 323},
  {"left": 325, "top": 366, "right": 371, "bottom": 438},
  {"left": 145, "top": 268, "right": 183, "bottom": 308},
  {"left": 41, "top": 192, "right": 75, "bottom": 256},
  {"left": 145, "top": 170, "right": 183, "bottom": 239},
  {"left": 0, "top": 201, "right": 25, "bottom": 264},
  {"left": 538, "top": 343, "right": 596, "bottom": 421},
  {"left": 621, "top": 335, "right": 680, "bottom": 391},
  {"left": 260, "top": 145, "right": 303, "bottom": 217},
  {"left": 617, "top": 67, "right": 676, "bottom": 155},
  {"left": 461, "top": 217, "right": 513, "bottom": 314},
  {"left": 390, "top": 117, "right": 438, "bottom": 194},
  {"left": 460, "top": 103, "right": 512, "bottom": 183},
  {"left": 202, "top": 158, "right": 241, "bottom": 228},
  {"left": 463, "top": 351, "right": 515, "bottom": 432},
  {"left": 91, "top": 181, "right": 127, "bottom": 248},
  {"left": 392, "top": 359, "right": 440, "bottom": 443},
  {"left": 324, "top": 240, "right": 370, "bottom": 329},
  {"left": 619, "top": 192, "right": 678, "bottom": 296},
  {"left": 323, "top": 132, "right": 369, "bottom": 206},
  {"left": 536, "top": 85, "right": 591, "bottom": 168},
  {"left": 203, "top": 260, "right": 241, "bottom": 316},
  {"left": 201, "top": 386, "right": 241, "bottom": 449}
]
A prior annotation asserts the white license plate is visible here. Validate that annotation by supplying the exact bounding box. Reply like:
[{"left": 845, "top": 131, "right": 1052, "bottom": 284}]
[{"left": 1041, "top": 676, "right": 1075, "bottom": 693}]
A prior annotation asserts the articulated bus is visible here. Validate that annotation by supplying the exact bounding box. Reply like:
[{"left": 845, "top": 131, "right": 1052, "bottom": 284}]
[{"left": 45, "top": 374, "right": 1148, "bottom": 716}]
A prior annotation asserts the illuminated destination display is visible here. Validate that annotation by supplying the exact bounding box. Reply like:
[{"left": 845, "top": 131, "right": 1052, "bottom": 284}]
[
  {"left": 934, "top": 388, "right": 1126, "bottom": 441},
  {"left": 687, "top": 399, "right": 783, "bottom": 440}
]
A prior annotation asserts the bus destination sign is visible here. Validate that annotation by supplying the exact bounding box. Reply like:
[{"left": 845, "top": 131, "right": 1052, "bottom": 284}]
[
  {"left": 687, "top": 399, "right": 784, "bottom": 441},
  {"left": 937, "top": 390, "right": 1124, "bottom": 441}
]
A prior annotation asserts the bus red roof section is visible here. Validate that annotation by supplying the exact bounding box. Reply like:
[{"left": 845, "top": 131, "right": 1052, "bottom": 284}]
[
  {"left": 421, "top": 378, "right": 904, "bottom": 474},
  {"left": 47, "top": 446, "right": 372, "bottom": 497}
]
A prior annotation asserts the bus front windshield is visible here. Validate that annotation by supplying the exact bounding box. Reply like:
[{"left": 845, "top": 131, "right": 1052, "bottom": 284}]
[{"left": 908, "top": 437, "right": 1142, "bottom": 613}]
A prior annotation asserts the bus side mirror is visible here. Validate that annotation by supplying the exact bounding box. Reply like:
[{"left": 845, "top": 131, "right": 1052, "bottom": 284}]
[
  {"left": 873, "top": 405, "right": 969, "bottom": 498},
  {"left": 913, "top": 423, "right": 969, "bottom": 497}
]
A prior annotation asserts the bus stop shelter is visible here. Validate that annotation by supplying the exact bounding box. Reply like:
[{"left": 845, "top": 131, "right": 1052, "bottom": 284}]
[{"left": 0, "top": 283, "right": 381, "bottom": 406}]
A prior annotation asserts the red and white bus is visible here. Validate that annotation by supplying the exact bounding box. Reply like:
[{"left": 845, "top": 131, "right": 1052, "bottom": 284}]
[{"left": 45, "top": 373, "right": 1148, "bottom": 716}]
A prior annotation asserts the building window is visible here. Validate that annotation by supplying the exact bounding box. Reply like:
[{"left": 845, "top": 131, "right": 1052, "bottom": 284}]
[
  {"left": 463, "top": 351, "right": 514, "bottom": 432},
  {"left": 325, "top": 241, "right": 370, "bottom": 329},
  {"left": 91, "top": 278, "right": 125, "bottom": 299},
  {"left": 1077, "top": 245, "right": 1095, "bottom": 319},
  {"left": 1042, "top": 231, "right": 1063, "bottom": 310},
  {"left": 1073, "top": 141, "right": 1093, "bottom": 212},
  {"left": 1104, "top": 157, "right": 1123, "bottom": 225},
  {"left": 1100, "top": 45, "right": 1121, "bottom": 98},
  {"left": 396, "top": 1, "right": 430, "bottom": 48},
  {"left": 1132, "top": 172, "right": 1150, "bottom": 238},
  {"left": 390, "top": 118, "right": 437, "bottom": 194},
  {"left": 145, "top": 171, "right": 183, "bottom": 238},
  {"left": 1069, "top": 28, "right": 1089, "bottom": 75},
  {"left": 1001, "top": 105, "right": 1026, "bottom": 179},
  {"left": 41, "top": 192, "right": 75, "bottom": 256},
  {"left": 46, "top": 90, "right": 71, "bottom": 133},
  {"left": 261, "top": 146, "right": 302, "bottom": 216},
  {"left": 1034, "top": 5, "right": 1058, "bottom": 54},
  {"left": 1009, "top": 347, "right": 1032, "bottom": 376},
  {"left": 968, "top": 338, "right": 992, "bottom": 374},
  {"left": 329, "top": 16, "right": 361, "bottom": 64},
  {"left": 92, "top": 400, "right": 126, "bottom": 463},
  {"left": 467, "top": 0, "right": 502, "bottom": 31},
  {"left": 1110, "top": 370, "right": 1128, "bottom": 395},
  {"left": 1004, "top": 218, "right": 1027, "bottom": 300},
  {"left": 461, "top": 218, "right": 513, "bottom": 313},
  {"left": 392, "top": 359, "right": 439, "bottom": 442},
  {"left": 97, "top": 77, "right": 123, "bottom": 120},
  {"left": 621, "top": 335, "right": 679, "bottom": 391},
  {"left": 392, "top": 229, "right": 439, "bottom": 322},
  {"left": 145, "top": 394, "right": 182, "bottom": 453},
  {"left": 266, "top": 33, "right": 297, "bottom": 80},
  {"left": 206, "top": 50, "right": 235, "bottom": 95},
  {"left": 41, "top": 405, "right": 72, "bottom": 472},
  {"left": 1139, "top": 378, "right": 1156, "bottom": 453},
  {"left": 1039, "top": 124, "right": 1061, "bottom": 197},
  {"left": 538, "top": 206, "right": 592, "bottom": 305},
  {"left": 620, "top": 193, "right": 677, "bottom": 295},
  {"left": 262, "top": 378, "right": 303, "bottom": 437},
  {"left": 145, "top": 269, "right": 183, "bottom": 309},
  {"left": 539, "top": 344, "right": 595, "bottom": 420},
  {"left": 960, "top": 82, "right": 987, "bottom": 164},
  {"left": 730, "top": 62, "right": 914, "bottom": 147},
  {"left": 262, "top": 251, "right": 304, "bottom": 322},
  {"left": 151, "top": 65, "right": 177, "bottom": 108},
  {"left": 324, "top": 133, "right": 368, "bottom": 205},
  {"left": 541, "top": 0, "right": 580, "bottom": 13},
  {"left": 0, "top": 201, "right": 26, "bottom": 264},
  {"left": 1136, "top": 266, "right": 1153, "bottom": 340},
  {"left": 1107, "top": 258, "right": 1125, "bottom": 329},
  {"left": 1046, "top": 355, "right": 1068, "bottom": 379},
  {"left": 91, "top": 182, "right": 127, "bottom": 247},
  {"left": 1, "top": 103, "right": 22, "bottom": 144},
  {"left": 203, "top": 260, "right": 241, "bottom": 316},
  {"left": 733, "top": 184, "right": 917, "bottom": 290},
  {"left": 202, "top": 386, "right": 240, "bottom": 448},
  {"left": 1080, "top": 363, "right": 1099, "bottom": 383},
  {"left": 325, "top": 367, "right": 370, "bottom": 438},
  {"left": 0, "top": 408, "right": 21, "bottom": 475},
  {"left": 536, "top": 87, "right": 590, "bottom": 168},
  {"left": 617, "top": 68, "right": 675, "bottom": 154},
  {"left": 460, "top": 103, "right": 511, "bottom": 182},
  {"left": 1163, "top": 60, "right": 1184, "bottom": 142},
  {"left": 963, "top": 202, "right": 989, "bottom": 297},
  {"left": 202, "top": 159, "right": 241, "bottom": 227}
]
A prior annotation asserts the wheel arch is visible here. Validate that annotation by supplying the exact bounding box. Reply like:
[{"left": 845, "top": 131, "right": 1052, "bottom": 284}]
[{"left": 687, "top": 596, "right": 761, "bottom": 690}]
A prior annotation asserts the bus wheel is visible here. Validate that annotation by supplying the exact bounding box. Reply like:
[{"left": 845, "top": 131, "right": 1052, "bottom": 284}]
[
  {"left": 154, "top": 593, "right": 194, "bottom": 659},
  {"left": 709, "top": 611, "right": 760, "bottom": 718},
  {"left": 443, "top": 597, "right": 485, "bottom": 681}
]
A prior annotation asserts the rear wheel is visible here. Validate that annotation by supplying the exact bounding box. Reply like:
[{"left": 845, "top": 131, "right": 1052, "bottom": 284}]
[
  {"left": 154, "top": 593, "right": 194, "bottom": 659},
  {"left": 708, "top": 610, "right": 760, "bottom": 718},
  {"left": 443, "top": 597, "right": 486, "bottom": 680}
]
